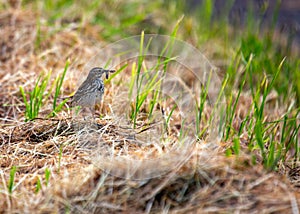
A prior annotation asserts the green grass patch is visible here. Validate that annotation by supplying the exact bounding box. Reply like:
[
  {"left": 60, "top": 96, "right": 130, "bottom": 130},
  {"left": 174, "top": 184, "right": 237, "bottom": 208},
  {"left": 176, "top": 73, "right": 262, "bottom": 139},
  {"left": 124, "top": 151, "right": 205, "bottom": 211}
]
[
  {"left": 20, "top": 61, "right": 70, "bottom": 121},
  {"left": 20, "top": 71, "right": 51, "bottom": 122},
  {"left": 8, "top": 166, "right": 17, "bottom": 194}
]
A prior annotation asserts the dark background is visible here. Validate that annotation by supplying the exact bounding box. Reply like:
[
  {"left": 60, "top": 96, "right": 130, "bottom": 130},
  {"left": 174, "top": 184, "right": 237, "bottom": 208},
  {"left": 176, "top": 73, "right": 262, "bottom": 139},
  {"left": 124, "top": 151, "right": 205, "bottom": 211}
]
[{"left": 189, "top": 0, "right": 300, "bottom": 44}]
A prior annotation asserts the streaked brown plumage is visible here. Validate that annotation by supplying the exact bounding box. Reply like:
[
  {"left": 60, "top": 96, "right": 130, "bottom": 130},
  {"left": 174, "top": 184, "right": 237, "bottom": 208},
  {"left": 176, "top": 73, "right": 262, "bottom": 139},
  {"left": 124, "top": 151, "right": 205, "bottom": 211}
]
[{"left": 72, "top": 67, "right": 115, "bottom": 113}]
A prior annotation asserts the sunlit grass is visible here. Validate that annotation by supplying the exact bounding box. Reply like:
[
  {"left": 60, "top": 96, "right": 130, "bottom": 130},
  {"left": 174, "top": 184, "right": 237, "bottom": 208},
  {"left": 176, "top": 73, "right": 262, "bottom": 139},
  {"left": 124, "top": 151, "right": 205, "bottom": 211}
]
[
  {"left": 20, "top": 61, "right": 70, "bottom": 121},
  {"left": 1, "top": 0, "right": 300, "bottom": 212},
  {"left": 8, "top": 166, "right": 17, "bottom": 194},
  {"left": 20, "top": 70, "right": 51, "bottom": 122},
  {"left": 18, "top": 0, "right": 300, "bottom": 171}
]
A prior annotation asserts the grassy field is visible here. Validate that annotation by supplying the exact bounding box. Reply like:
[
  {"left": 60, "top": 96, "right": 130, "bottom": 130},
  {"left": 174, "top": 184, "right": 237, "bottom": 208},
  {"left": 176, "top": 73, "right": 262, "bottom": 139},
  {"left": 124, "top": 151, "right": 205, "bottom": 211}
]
[{"left": 0, "top": 0, "right": 300, "bottom": 213}]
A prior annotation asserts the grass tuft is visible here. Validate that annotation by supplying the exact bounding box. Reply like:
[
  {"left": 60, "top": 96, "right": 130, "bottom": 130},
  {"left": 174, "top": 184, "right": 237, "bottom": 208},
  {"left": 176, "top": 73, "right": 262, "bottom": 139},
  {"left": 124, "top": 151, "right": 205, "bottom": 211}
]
[
  {"left": 8, "top": 166, "right": 17, "bottom": 194},
  {"left": 51, "top": 59, "right": 70, "bottom": 117},
  {"left": 20, "top": 71, "right": 51, "bottom": 122},
  {"left": 20, "top": 60, "right": 70, "bottom": 121}
]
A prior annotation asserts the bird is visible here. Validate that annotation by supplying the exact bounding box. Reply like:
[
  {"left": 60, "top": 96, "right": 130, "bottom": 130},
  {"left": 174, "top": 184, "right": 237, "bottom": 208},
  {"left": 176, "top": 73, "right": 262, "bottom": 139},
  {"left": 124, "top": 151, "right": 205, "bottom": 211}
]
[{"left": 72, "top": 67, "right": 115, "bottom": 118}]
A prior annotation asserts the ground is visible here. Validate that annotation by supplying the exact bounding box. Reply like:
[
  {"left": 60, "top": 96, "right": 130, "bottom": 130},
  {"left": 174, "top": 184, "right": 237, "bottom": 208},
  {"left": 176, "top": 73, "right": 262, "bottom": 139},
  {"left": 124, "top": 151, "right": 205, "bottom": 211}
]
[{"left": 0, "top": 1, "right": 300, "bottom": 213}]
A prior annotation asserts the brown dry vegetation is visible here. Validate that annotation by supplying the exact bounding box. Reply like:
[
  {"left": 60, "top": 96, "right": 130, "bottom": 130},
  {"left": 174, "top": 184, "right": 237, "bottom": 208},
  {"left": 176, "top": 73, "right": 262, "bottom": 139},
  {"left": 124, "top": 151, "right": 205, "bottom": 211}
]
[{"left": 0, "top": 4, "right": 300, "bottom": 214}]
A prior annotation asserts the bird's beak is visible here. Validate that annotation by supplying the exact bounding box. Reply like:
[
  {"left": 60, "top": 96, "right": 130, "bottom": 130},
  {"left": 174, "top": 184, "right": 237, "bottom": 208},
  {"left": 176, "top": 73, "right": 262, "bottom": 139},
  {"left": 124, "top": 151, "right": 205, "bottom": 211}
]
[{"left": 105, "top": 69, "right": 115, "bottom": 79}]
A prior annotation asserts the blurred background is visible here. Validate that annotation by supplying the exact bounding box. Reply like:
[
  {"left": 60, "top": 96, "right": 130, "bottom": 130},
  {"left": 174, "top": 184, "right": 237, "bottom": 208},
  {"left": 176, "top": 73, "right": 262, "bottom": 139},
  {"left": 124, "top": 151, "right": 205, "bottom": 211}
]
[
  {"left": 194, "top": 0, "right": 300, "bottom": 44},
  {"left": 1, "top": 0, "right": 300, "bottom": 103}
]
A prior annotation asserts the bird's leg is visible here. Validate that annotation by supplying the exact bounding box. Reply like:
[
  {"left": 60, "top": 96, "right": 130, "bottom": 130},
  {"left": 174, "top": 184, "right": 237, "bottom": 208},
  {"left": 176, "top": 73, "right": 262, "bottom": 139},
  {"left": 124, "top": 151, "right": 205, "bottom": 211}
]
[
  {"left": 91, "top": 98, "right": 99, "bottom": 122},
  {"left": 89, "top": 106, "right": 95, "bottom": 121}
]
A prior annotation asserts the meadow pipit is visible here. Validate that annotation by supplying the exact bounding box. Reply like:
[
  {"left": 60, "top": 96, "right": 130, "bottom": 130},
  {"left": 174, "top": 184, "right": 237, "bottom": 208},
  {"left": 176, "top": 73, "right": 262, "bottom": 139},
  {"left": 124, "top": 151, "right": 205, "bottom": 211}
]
[{"left": 72, "top": 67, "right": 115, "bottom": 117}]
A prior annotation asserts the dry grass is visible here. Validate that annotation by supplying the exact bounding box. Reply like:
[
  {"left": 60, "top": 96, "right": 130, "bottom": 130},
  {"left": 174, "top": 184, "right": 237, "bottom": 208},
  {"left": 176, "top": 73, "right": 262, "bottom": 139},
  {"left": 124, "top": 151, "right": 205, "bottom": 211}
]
[
  {"left": 1, "top": 119, "right": 300, "bottom": 213},
  {"left": 0, "top": 6, "right": 300, "bottom": 213}
]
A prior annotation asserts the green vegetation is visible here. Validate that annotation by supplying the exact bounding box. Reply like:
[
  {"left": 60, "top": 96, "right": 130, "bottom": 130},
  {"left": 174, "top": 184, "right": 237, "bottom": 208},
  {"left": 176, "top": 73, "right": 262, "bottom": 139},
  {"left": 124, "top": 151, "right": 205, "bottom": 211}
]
[
  {"left": 35, "top": 177, "right": 42, "bottom": 193},
  {"left": 8, "top": 166, "right": 17, "bottom": 194},
  {"left": 35, "top": 168, "right": 52, "bottom": 193},
  {"left": 45, "top": 168, "right": 51, "bottom": 187},
  {"left": 16, "top": 0, "right": 299, "bottom": 171},
  {"left": 19, "top": 61, "right": 70, "bottom": 121},
  {"left": 196, "top": 72, "right": 210, "bottom": 139},
  {"left": 224, "top": 51, "right": 299, "bottom": 170},
  {"left": 1, "top": 0, "right": 300, "bottom": 212},
  {"left": 20, "top": 71, "right": 51, "bottom": 121},
  {"left": 51, "top": 60, "right": 70, "bottom": 117}
]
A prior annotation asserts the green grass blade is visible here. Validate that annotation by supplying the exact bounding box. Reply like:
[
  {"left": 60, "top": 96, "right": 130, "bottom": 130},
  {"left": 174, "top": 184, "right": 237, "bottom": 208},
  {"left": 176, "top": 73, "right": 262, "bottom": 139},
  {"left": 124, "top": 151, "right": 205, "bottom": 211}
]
[
  {"left": 254, "top": 118, "right": 265, "bottom": 161},
  {"left": 232, "top": 137, "right": 240, "bottom": 155},
  {"left": 45, "top": 168, "right": 51, "bottom": 186},
  {"left": 53, "top": 60, "right": 69, "bottom": 113},
  {"left": 35, "top": 177, "right": 42, "bottom": 193},
  {"left": 8, "top": 166, "right": 17, "bottom": 194}
]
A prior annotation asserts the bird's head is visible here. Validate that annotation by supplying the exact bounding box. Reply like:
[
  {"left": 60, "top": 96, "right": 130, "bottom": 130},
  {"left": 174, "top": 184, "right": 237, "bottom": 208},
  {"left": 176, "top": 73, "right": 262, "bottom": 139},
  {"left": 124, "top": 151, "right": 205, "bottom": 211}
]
[{"left": 88, "top": 67, "right": 115, "bottom": 79}]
